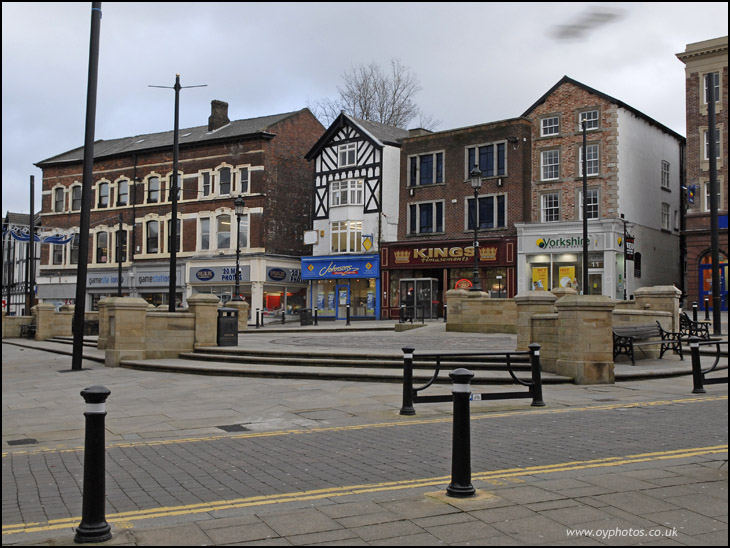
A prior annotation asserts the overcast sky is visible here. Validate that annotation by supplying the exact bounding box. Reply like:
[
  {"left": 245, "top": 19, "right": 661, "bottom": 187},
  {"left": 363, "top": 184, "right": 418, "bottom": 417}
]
[{"left": 2, "top": 2, "right": 728, "bottom": 216}]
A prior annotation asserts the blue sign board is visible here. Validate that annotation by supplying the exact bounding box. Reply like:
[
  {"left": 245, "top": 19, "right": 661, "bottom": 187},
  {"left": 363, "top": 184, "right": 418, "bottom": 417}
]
[{"left": 301, "top": 255, "right": 380, "bottom": 280}]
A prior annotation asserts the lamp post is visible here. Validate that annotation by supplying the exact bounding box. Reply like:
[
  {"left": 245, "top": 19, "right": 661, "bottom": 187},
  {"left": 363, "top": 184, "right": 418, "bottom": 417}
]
[
  {"left": 469, "top": 166, "right": 482, "bottom": 291},
  {"left": 232, "top": 197, "right": 245, "bottom": 301}
]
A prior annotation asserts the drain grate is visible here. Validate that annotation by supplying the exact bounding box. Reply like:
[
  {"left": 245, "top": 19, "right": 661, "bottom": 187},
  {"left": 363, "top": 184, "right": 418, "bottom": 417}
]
[
  {"left": 8, "top": 438, "right": 39, "bottom": 446},
  {"left": 217, "top": 424, "right": 250, "bottom": 433}
]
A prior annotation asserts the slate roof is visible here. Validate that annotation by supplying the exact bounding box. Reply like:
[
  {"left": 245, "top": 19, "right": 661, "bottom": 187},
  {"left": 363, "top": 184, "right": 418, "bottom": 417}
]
[
  {"left": 35, "top": 110, "right": 308, "bottom": 167},
  {"left": 305, "top": 112, "right": 411, "bottom": 160}
]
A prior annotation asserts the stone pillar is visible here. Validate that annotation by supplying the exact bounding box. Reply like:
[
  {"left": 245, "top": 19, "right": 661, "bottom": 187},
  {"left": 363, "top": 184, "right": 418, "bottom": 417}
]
[
  {"left": 55, "top": 304, "right": 74, "bottom": 337},
  {"left": 633, "top": 285, "right": 681, "bottom": 332},
  {"left": 556, "top": 295, "right": 616, "bottom": 384},
  {"left": 97, "top": 299, "right": 109, "bottom": 349},
  {"left": 514, "top": 291, "right": 557, "bottom": 351},
  {"left": 104, "top": 297, "right": 149, "bottom": 367},
  {"left": 32, "top": 303, "right": 56, "bottom": 341},
  {"left": 227, "top": 300, "right": 250, "bottom": 331},
  {"left": 188, "top": 293, "right": 220, "bottom": 347}
]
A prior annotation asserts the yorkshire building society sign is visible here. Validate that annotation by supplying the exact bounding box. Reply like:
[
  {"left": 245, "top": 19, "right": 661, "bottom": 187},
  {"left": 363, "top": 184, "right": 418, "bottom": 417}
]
[{"left": 526, "top": 233, "right": 603, "bottom": 253}]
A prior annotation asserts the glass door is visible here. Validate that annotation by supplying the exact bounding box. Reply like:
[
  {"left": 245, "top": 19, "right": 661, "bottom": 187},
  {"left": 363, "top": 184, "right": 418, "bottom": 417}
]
[
  {"left": 336, "top": 285, "right": 350, "bottom": 319},
  {"left": 588, "top": 271, "right": 603, "bottom": 296}
]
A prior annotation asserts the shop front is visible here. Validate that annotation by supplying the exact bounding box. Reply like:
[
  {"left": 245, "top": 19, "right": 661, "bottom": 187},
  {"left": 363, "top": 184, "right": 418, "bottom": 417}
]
[
  {"left": 516, "top": 221, "right": 625, "bottom": 298},
  {"left": 188, "top": 259, "right": 306, "bottom": 321},
  {"left": 301, "top": 255, "right": 380, "bottom": 320},
  {"left": 380, "top": 238, "right": 517, "bottom": 320}
]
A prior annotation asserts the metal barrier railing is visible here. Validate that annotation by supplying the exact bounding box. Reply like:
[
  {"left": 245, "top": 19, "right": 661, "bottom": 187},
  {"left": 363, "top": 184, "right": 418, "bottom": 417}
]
[
  {"left": 689, "top": 337, "right": 728, "bottom": 394},
  {"left": 400, "top": 344, "right": 544, "bottom": 415}
]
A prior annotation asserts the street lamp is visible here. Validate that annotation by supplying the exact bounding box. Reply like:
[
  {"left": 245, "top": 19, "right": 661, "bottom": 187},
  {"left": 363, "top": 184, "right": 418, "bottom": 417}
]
[
  {"left": 232, "top": 196, "right": 245, "bottom": 301},
  {"left": 469, "top": 165, "right": 482, "bottom": 291}
]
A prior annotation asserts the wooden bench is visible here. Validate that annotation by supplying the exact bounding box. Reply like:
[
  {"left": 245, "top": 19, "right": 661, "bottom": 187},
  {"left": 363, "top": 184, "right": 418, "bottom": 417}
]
[
  {"left": 680, "top": 312, "right": 711, "bottom": 340},
  {"left": 613, "top": 322, "right": 683, "bottom": 365}
]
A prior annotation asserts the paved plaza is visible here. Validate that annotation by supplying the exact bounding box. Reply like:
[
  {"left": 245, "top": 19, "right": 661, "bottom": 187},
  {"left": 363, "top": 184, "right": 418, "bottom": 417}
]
[{"left": 2, "top": 321, "right": 727, "bottom": 546}]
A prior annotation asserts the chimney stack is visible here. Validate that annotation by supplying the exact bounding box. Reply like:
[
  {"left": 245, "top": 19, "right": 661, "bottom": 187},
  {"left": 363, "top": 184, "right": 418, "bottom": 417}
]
[{"left": 208, "top": 100, "right": 230, "bottom": 131}]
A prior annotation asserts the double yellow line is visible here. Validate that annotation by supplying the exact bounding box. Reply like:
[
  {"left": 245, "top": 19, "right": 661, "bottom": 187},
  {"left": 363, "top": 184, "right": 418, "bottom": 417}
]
[
  {"left": 3, "top": 444, "right": 727, "bottom": 537},
  {"left": 4, "top": 395, "right": 727, "bottom": 457}
]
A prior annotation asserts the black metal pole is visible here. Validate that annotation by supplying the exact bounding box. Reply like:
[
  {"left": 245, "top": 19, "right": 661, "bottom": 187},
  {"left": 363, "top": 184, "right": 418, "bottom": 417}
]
[
  {"left": 528, "top": 343, "right": 545, "bottom": 406},
  {"left": 400, "top": 346, "right": 416, "bottom": 415},
  {"left": 693, "top": 301, "right": 698, "bottom": 322},
  {"left": 472, "top": 186, "right": 481, "bottom": 291},
  {"left": 75, "top": 385, "right": 112, "bottom": 543},
  {"left": 72, "top": 2, "right": 102, "bottom": 372},
  {"left": 168, "top": 75, "right": 181, "bottom": 312},
  {"left": 446, "top": 368, "right": 475, "bottom": 497},
  {"left": 234, "top": 212, "right": 241, "bottom": 300},
  {"left": 689, "top": 337, "right": 705, "bottom": 394},
  {"left": 346, "top": 303, "right": 351, "bottom": 326},
  {"left": 706, "top": 74, "right": 721, "bottom": 335},
  {"left": 117, "top": 213, "right": 123, "bottom": 297},
  {"left": 582, "top": 121, "right": 589, "bottom": 295},
  {"left": 622, "top": 214, "right": 627, "bottom": 300},
  {"left": 27, "top": 176, "right": 35, "bottom": 314}
]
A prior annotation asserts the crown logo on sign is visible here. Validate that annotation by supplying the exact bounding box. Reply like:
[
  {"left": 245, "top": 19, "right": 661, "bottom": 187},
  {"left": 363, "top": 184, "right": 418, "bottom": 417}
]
[
  {"left": 394, "top": 250, "right": 410, "bottom": 263},
  {"left": 480, "top": 247, "right": 498, "bottom": 261}
]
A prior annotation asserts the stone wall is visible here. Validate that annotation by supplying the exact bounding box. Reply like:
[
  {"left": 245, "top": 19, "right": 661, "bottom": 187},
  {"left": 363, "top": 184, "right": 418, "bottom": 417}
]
[{"left": 445, "top": 289, "right": 517, "bottom": 334}]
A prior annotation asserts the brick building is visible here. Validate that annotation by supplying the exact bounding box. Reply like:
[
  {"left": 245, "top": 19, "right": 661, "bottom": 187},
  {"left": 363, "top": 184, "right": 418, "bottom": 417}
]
[
  {"left": 380, "top": 118, "right": 532, "bottom": 318},
  {"left": 35, "top": 102, "right": 324, "bottom": 315},
  {"left": 517, "top": 76, "right": 685, "bottom": 299},
  {"left": 676, "top": 36, "right": 728, "bottom": 311}
]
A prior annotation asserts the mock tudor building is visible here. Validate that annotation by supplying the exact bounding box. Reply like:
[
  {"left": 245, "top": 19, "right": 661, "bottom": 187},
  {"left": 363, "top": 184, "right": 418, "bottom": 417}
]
[
  {"left": 35, "top": 102, "right": 324, "bottom": 316},
  {"left": 381, "top": 118, "right": 532, "bottom": 319},
  {"left": 676, "top": 36, "right": 728, "bottom": 311},
  {"left": 302, "top": 113, "right": 409, "bottom": 320},
  {"left": 517, "top": 76, "right": 685, "bottom": 299}
]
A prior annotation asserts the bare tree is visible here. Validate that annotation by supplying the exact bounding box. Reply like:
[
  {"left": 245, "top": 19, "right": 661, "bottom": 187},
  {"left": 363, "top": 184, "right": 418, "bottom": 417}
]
[{"left": 310, "top": 59, "right": 439, "bottom": 130}]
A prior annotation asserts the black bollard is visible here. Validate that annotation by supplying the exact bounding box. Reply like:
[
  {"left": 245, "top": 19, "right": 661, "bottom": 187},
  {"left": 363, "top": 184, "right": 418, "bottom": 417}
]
[
  {"left": 255, "top": 309, "right": 260, "bottom": 328},
  {"left": 346, "top": 303, "right": 351, "bottom": 326},
  {"left": 704, "top": 297, "right": 710, "bottom": 321},
  {"left": 443, "top": 304, "right": 448, "bottom": 323},
  {"left": 446, "top": 368, "right": 476, "bottom": 497},
  {"left": 400, "top": 346, "right": 416, "bottom": 416},
  {"left": 529, "top": 343, "right": 545, "bottom": 407},
  {"left": 75, "top": 385, "right": 112, "bottom": 543},
  {"left": 689, "top": 337, "right": 706, "bottom": 394},
  {"left": 314, "top": 308, "right": 318, "bottom": 326},
  {"left": 692, "top": 302, "right": 698, "bottom": 322}
]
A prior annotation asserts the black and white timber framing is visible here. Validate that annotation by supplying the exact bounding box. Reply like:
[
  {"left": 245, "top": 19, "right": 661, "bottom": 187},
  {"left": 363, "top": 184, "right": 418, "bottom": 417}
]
[{"left": 306, "top": 113, "right": 409, "bottom": 220}]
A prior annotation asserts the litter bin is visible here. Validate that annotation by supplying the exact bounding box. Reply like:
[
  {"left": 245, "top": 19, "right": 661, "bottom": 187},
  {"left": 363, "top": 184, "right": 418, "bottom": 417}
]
[
  {"left": 217, "top": 307, "right": 238, "bottom": 346},
  {"left": 299, "top": 308, "right": 312, "bottom": 326}
]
